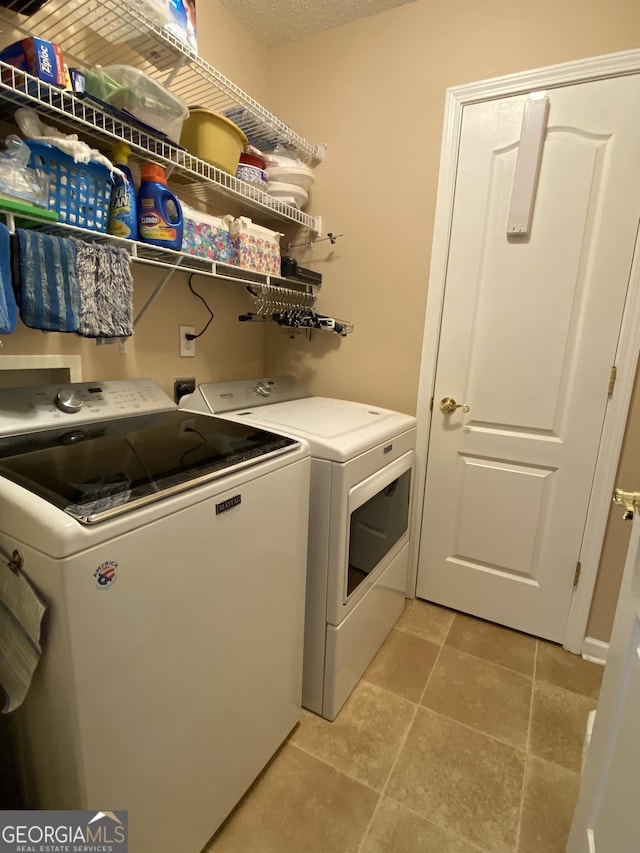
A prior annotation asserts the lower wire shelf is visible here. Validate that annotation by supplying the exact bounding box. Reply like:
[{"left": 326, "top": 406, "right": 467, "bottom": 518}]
[{"left": 0, "top": 207, "right": 353, "bottom": 333}]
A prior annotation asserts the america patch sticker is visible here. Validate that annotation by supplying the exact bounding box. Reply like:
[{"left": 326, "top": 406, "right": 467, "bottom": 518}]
[{"left": 94, "top": 560, "right": 118, "bottom": 589}]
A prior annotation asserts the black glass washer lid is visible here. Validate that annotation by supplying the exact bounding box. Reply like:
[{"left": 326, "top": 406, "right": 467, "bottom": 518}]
[{"left": 0, "top": 411, "right": 298, "bottom": 523}]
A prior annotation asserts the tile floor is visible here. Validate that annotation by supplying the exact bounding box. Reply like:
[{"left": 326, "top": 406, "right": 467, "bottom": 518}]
[{"left": 205, "top": 600, "right": 603, "bottom": 853}]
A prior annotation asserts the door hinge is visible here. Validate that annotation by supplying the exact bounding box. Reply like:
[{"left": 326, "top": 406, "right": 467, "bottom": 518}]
[
  {"left": 608, "top": 365, "right": 617, "bottom": 396},
  {"left": 573, "top": 560, "right": 582, "bottom": 587}
]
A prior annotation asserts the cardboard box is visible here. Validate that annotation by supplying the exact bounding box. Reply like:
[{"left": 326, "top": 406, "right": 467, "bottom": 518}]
[
  {"left": 182, "top": 206, "right": 233, "bottom": 263},
  {"left": 230, "top": 217, "right": 282, "bottom": 276},
  {"left": 0, "top": 37, "right": 66, "bottom": 87}
]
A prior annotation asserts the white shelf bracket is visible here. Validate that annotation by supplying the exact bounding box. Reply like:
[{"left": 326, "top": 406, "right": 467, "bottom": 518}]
[
  {"left": 163, "top": 54, "right": 188, "bottom": 88},
  {"left": 133, "top": 259, "right": 186, "bottom": 327}
]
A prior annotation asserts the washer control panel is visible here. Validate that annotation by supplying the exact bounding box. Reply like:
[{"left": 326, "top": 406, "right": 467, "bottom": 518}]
[{"left": 0, "top": 378, "right": 175, "bottom": 437}]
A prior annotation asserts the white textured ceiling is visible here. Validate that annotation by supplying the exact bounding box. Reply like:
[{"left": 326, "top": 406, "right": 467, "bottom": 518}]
[{"left": 218, "top": 0, "right": 417, "bottom": 47}]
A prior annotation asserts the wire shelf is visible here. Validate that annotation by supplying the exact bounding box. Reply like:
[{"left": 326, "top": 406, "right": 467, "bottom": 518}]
[
  {"left": 0, "top": 0, "right": 325, "bottom": 165},
  {"left": 0, "top": 206, "right": 319, "bottom": 296},
  {"left": 0, "top": 61, "right": 320, "bottom": 232},
  {"left": 0, "top": 2, "right": 349, "bottom": 335}
]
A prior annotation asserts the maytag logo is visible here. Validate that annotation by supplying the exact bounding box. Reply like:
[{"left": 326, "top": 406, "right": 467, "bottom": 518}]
[
  {"left": 216, "top": 494, "right": 241, "bottom": 515},
  {"left": 0, "top": 810, "right": 127, "bottom": 852}
]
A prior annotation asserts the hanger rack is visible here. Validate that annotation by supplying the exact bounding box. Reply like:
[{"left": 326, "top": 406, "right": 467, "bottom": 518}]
[
  {"left": 241, "top": 283, "right": 353, "bottom": 336},
  {"left": 246, "top": 282, "right": 316, "bottom": 315}
]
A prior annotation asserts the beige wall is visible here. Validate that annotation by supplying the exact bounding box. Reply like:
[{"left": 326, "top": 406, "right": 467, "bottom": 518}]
[
  {"left": 0, "top": 266, "right": 266, "bottom": 398},
  {"left": 262, "top": 0, "right": 640, "bottom": 641},
  {"left": 1, "top": 0, "right": 637, "bottom": 641}
]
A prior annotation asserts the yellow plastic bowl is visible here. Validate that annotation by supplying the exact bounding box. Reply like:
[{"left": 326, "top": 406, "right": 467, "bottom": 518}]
[{"left": 180, "top": 108, "right": 248, "bottom": 174}]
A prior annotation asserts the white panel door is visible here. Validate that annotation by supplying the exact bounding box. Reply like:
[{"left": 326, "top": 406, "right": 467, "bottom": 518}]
[
  {"left": 567, "top": 504, "right": 640, "bottom": 852},
  {"left": 416, "top": 74, "right": 640, "bottom": 641}
]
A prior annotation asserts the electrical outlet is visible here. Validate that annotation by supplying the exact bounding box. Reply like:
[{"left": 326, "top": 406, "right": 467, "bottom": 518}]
[
  {"left": 173, "top": 376, "right": 196, "bottom": 404},
  {"left": 179, "top": 325, "right": 196, "bottom": 357}
]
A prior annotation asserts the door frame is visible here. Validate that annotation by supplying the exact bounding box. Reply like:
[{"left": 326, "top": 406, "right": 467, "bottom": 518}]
[{"left": 409, "top": 49, "right": 640, "bottom": 654}]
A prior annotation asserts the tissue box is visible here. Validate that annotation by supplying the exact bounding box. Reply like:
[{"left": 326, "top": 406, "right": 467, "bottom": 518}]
[
  {"left": 230, "top": 217, "right": 282, "bottom": 276},
  {"left": 0, "top": 37, "right": 66, "bottom": 87},
  {"left": 182, "top": 205, "right": 233, "bottom": 263}
]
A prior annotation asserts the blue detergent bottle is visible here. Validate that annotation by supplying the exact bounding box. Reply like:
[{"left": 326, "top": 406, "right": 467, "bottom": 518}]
[
  {"left": 137, "top": 164, "right": 183, "bottom": 250},
  {"left": 107, "top": 142, "right": 138, "bottom": 240}
]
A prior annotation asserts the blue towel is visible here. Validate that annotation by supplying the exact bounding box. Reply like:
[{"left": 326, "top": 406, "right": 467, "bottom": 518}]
[
  {"left": 0, "top": 223, "right": 17, "bottom": 334},
  {"left": 16, "top": 229, "right": 80, "bottom": 332}
]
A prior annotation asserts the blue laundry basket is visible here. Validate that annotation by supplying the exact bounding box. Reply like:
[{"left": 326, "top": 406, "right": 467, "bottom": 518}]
[{"left": 26, "top": 140, "right": 112, "bottom": 233}]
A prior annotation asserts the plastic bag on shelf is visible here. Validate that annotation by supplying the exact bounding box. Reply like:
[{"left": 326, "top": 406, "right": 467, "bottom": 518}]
[
  {"left": 15, "top": 107, "right": 119, "bottom": 173},
  {"left": 14, "top": 106, "right": 70, "bottom": 141},
  {"left": 66, "top": 0, "right": 173, "bottom": 45},
  {"left": 262, "top": 143, "right": 306, "bottom": 169},
  {"left": 263, "top": 144, "right": 302, "bottom": 167},
  {"left": 0, "top": 134, "right": 49, "bottom": 205}
]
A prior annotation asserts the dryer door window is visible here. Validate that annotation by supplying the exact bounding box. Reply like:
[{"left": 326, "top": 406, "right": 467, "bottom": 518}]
[{"left": 346, "top": 464, "right": 411, "bottom": 600}]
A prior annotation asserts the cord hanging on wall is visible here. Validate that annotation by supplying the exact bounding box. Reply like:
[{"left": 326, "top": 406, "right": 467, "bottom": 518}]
[{"left": 185, "top": 272, "right": 214, "bottom": 341}]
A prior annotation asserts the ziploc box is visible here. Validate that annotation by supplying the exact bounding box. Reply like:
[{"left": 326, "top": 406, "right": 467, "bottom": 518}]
[
  {"left": 0, "top": 37, "right": 66, "bottom": 87},
  {"left": 182, "top": 205, "right": 234, "bottom": 264}
]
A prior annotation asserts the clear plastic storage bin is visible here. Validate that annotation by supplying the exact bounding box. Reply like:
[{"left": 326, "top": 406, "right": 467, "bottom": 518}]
[{"left": 85, "top": 64, "right": 188, "bottom": 142}]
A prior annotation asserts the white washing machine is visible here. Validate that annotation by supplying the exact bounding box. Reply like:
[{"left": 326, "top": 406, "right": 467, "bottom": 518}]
[
  {"left": 0, "top": 378, "right": 310, "bottom": 852},
  {"left": 182, "top": 376, "right": 417, "bottom": 721}
]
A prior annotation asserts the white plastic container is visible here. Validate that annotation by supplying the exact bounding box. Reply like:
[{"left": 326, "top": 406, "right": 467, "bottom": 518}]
[
  {"left": 266, "top": 164, "right": 315, "bottom": 190},
  {"left": 267, "top": 181, "right": 309, "bottom": 210}
]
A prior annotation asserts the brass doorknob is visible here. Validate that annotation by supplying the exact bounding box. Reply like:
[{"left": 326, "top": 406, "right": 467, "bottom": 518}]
[
  {"left": 440, "top": 396, "right": 470, "bottom": 415},
  {"left": 613, "top": 488, "right": 640, "bottom": 521}
]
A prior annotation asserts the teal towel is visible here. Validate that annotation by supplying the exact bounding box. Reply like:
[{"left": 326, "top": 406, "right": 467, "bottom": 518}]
[
  {"left": 16, "top": 229, "right": 80, "bottom": 332},
  {"left": 0, "top": 223, "right": 17, "bottom": 334}
]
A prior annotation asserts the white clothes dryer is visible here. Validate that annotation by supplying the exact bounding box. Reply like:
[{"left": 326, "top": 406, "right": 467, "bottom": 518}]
[{"left": 182, "top": 376, "right": 417, "bottom": 721}]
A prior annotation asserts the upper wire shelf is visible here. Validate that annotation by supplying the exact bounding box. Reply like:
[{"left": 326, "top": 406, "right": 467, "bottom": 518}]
[
  {"left": 0, "top": 61, "right": 320, "bottom": 233},
  {"left": 0, "top": 0, "right": 324, "bottom": 233},
  {"left": 0, "top": 0, "right": 325, "bottom": 166},
  {"left": 0, "top": 2, "right": 350, "bottom": 335}
]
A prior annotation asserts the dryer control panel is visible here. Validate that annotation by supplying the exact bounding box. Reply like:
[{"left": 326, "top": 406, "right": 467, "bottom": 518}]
[
  {"left": 0, "top": 378, "right": 175, "bottom": 436},
  {"left": 195, "top": 375, "right": 311, "bottom": 414}
]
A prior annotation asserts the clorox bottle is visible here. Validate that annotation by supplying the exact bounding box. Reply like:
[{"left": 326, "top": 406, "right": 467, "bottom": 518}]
[
  {"left": 137, "top": 164, "right": 183, "bottom": 250},
  {"left": 107, "top": 142, "right": 137, "bottom": 240}
]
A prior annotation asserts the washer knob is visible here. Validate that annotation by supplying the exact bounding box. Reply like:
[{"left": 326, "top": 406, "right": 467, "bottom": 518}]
[
  {"left": 55, "top": 388, "right": 84, "bottom": 414},
  {"left": 255, "top": 380, "right": 273, "bottom": 397}
]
